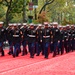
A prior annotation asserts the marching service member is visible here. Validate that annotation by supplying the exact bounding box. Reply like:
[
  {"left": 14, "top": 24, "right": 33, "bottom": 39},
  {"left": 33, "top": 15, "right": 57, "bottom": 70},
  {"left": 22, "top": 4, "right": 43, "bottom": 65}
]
[
  {"left": 20, "top": 23, "right": 28, "bottom": 56},
  {"left": 52, "top": 22, "right": 61, "bottom": 57},
  {"left": 42, "top": 22, "right": 51, "bottom": 59},
  {"left": 27, "top": 23, "right": 36, "bottom": 58},
  {"left": 36, "top": 24, "right": 43, "bottom": 56},
  {"left": 7, "top": 23, "right": 14, "bottom": 55},
  {"left": 13, "top": 23, "right": 21, "bottom": 57},
  {"left": 0, "top": 22, "right": 6, "bottom": 56}
]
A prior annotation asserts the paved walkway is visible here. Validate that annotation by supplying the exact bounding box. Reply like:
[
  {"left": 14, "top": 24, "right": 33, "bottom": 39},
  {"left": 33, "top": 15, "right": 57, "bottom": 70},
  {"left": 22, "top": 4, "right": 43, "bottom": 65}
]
[{"left": 0, "top": 50, "right": 75, "bottom": 75}]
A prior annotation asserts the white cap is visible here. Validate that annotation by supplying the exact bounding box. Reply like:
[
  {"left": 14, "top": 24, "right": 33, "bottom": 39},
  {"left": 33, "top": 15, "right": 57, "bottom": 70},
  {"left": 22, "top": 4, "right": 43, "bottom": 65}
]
[
  {"left": 23, "top": 23, "right": 27, "bottom": 26},
  {"left": 18, "top": 23, "right": 21, "bottom": 26},
  {"left": 13, "top": 23, "right": 17, "bottom": 26},
  {"left": 0, "top": 22, "right": 3, "bottom": 24},
  {"left": 30, "top": 23, "right": 34, "bottom": 26},
  {"left": 9, "top": 23, "right": 12, "bottom": 26},
  {"left": 66, "top": 24, "right": 69, "bottom": 26},
  {"left": 44, "top": 22, "right": 49, "bottom": 25},
  {"left": 53, "top": 22, "right": 58, "bottom": 25},
  {"left": 38, "top": 24, "right": 42, "bottom": 26}
]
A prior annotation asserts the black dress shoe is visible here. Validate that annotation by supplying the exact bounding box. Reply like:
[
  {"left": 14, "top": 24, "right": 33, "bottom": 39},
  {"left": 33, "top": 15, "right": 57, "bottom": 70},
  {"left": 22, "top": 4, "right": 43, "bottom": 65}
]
[
  {"left": 21, "top": 54, "right": 25, "bottom": 56},
  {"left": 8, "top": 52, "right": 11, "bottom": 55},
  {"left": 1, "top": 55, "right": 4, "bottom": 56},
  {"left": 36, "top": 54, "right": 39, "bottom": 56},
  {"left": 44, "top": 57, "right": 48, "bottom": 59},
  {"left": 13, "top": 54, "right": 15, "bottom": 58},
  {"left": 30, "top": 56, "right": 34, "bottom": 58}
]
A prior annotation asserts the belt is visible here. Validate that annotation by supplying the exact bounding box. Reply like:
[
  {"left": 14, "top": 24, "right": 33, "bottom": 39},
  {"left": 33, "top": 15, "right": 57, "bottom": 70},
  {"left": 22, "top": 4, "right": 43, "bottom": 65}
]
[
  {"left": 64, "top": 36, "right": 67, "bottom": 37},
  {"left": 43, "top": 36, "right": 50, "bottom": 38},
  {"left": 13, "top": 35, "right": 19, "bottom": 37},
  {"left": 28, "top": 35, "right": 35, "bottom": 37}
]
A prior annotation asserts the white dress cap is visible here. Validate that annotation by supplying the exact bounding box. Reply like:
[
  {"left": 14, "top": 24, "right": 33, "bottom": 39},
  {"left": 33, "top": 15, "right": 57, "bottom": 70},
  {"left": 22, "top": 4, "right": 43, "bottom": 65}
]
[
  {"left": 23, "top": 23, "right": 27, "bottom": 26},
  {"left": 0, "top": 22, "right": 3, "bottom": 24},
  {"left": 53, "top": 22, "right": 58, "bottom": 25}
]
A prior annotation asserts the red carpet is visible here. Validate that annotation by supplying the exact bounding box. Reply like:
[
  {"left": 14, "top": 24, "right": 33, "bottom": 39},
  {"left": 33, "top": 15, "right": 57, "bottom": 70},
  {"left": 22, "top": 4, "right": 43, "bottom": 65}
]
[{"left": 0, "top": 50, "right": 75, "bottom": 75}]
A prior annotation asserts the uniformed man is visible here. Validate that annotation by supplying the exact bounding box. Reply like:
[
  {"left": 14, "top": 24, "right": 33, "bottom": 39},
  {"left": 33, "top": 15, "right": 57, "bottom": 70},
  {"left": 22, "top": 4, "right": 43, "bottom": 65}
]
[
  {"left": 20, "top": 23, "right": 28, "bottom": 56},
  {"left": 7, "top": 23, "right": 14, "bottom": 55},
  {"left": 0, "top": 22, "right": 6, "bottom": 56},
  {"left": 49, "top": 24, "right": 54, "bottom": 53},
  {"left": 66, "top": 25, "right": 72, "bottom": 52},
  {"left": 52, "top": 22, "right": 61, "bottom": 57},
  {"left": 28, "top": 23, "right": 36, "bottom": 58},
  {"left": 70, "top": 25, "right": 75, "bottom": 51},
  {"left": 59, "top": 25, "right": 64, "bottom": 55},
  {"left": 42, "top": 22, "right": 51, "bottom": 59},
  {"left": 63, "top": 26, "right": 69, "bottom": 53},
  {"left": 36, "top": 24, "right": 43, "bottom": 56},
  {"left": 13, "top": 23, "right": 21, "bottom": 57}
]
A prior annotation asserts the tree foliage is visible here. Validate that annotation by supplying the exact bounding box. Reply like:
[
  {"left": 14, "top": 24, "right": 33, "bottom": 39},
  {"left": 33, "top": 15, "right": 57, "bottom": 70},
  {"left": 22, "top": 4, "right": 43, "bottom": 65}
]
[{"left": 0, "top": 0, "right": 75, "bottom": 25}]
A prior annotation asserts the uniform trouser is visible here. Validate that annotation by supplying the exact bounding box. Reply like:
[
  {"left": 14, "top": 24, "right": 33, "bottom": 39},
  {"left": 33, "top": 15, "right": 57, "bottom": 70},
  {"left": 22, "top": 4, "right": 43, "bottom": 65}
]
[
  {"left": 8, "top": 41, "right": 13, "bottom": 54},
  {"left": 22, "top": 41, "right": 27, "bottom": 55},
  {"left": 36, "top": 42, "right": 40, "bottom": 55},
  {"left": 60, "top": 41, "right": 64, "bottom": 55},
  {"left": 39, "top": 42, "right": 44, "bottom": 55},
  {"left": 50, "top": 42, "right": 54, "bottom": 53},
  {"left": 28, "top": 42, "right": 35, "bottom": 57},
  {"left": 53, "top": 42, "right": 60, "bottom": 56},
  {"left": 43, "top": 42, "right": 50, "bottom": 58},
  {"left": 13, "top": 43, "right": 20, "bottom": 57},
  {"left": 68, "top": 40, "right": 72, "bottom": 52},
  {"left": 64, "top": 41, "right": 69, "bottom": 53},
  {"left": 71, "top": 39, "right": 75, "bottom": 51},
  {"left": 0, "top": 42, "right": 4, "bottom": 56}
]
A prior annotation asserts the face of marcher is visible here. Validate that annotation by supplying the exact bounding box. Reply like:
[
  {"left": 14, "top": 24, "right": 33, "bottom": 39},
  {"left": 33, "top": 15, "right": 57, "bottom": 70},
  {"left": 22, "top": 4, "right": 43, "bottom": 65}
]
[
  {"left": 39, "top": 26, "right": 42, "bottom": 29},
  {"left": 24, "top": 26, "right": 27, "bottom": 28},
  {"left": 45, "top": 25, "right": 48, "bottom": 28},
  {"left": 14, "top": 26, "right": 18, "bottom": 29},
  {"left": 71, "top": 26, "right": 74, "bottom": 29},
  {"left": 54, "top": 25, "right": 57, "bottom": 28},
  {"left": 30, "top": 26, "right": 34, "bottom": 29}
]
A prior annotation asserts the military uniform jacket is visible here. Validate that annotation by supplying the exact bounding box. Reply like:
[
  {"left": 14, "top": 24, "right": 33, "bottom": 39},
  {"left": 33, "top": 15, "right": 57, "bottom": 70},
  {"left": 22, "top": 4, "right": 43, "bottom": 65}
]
[
  {"left": 36, "top": 29, "right": 43, "bottom": 43},
  {"left": 7, "top": 28, "right": 14, "bottom": 42},
  {"left": 63, "top": 30, "right": 68, "bottom": 41},
  {"left": 50, "top": 28, "right": 54, "bottom": 43},
  {"left": 0, "top": 27, "right": 6, "bottom": 42},
  {"left": 42, "top": 28, "right": 50, "bottom": 43},
  {"left": 20, "top": 27, "right": 28, "bottom": 41},
  {"left": 53, "top": 28, "right": 61, "bottom": 42},
  {"left": 13, "top": 28, "right": 21, "bottom": 43},
  {"left": 67, "top": 29, "right": 72, "bottom": 40},
  {"left": 71, "top": 29, "right": 75, "bottom": 40},
  {"left": 60, "top": 30, "right": 64, "bottom": 41},
  {"left": 27, "top": 28, "right": 36, "bottom": 43}
]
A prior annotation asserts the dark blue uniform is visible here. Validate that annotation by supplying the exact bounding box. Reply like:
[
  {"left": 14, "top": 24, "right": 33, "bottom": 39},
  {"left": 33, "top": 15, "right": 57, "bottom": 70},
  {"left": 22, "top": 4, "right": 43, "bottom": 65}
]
[
  {"left": 0, "top": 27, "right": 6, "bottom": 56},
  {"left": 59, "top": 29, "right": 64, "bottom": 55},
  {"left": 20, "top": 26, "right": 28, "bottom": 56},
  {"left": 63, "top": 29, "right": 69, "bottom": 53},
  {"left": 70, "top": 28, "right": 75, "bottom": 51},
  {"left": 13, "top": 28, "right": 21, "bottom": 57},
  {"left": 36, "top": 28, "right": 43, "bottom": 56},
  {"left": 50, "top": 27, "right": 54, "bottom": 53},
  {"left": 7, "top": 27, "right": 14, "bottom": 55},
  {"left": 42, "top": 27, "right": 51, "bottom": 58},
  {"left": 53, "top": 27, "right": 61, "bottom": 57},
  {"left": 28, "top": 27, "right": 36, "bottom": 58}
]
